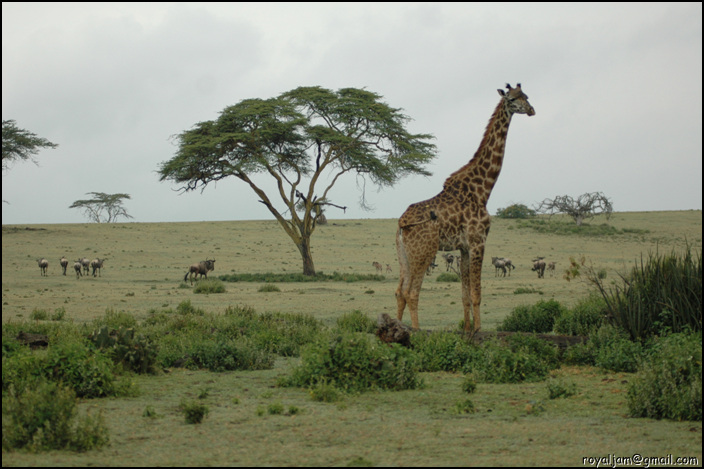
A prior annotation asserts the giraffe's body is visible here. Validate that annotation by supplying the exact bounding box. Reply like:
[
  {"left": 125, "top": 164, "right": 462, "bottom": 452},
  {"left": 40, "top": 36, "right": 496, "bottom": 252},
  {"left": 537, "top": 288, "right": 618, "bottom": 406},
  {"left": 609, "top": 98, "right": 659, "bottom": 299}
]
[{"left": 395, "top": 84, "right": 535, "bottom": 332}]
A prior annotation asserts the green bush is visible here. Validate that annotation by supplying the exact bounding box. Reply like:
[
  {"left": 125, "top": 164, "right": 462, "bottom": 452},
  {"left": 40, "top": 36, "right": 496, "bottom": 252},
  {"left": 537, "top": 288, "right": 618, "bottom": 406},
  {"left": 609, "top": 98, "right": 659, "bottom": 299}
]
[
  {"left": 179, "top": 400, "right": 209, "bottom": 424},
  {"left": 88, "top": 326, "right": 159, "bottom": 374},
  {"left": 628, "top": 333, "right": 702, "bottom": 421},
  {"left": 193, "top": 279, "right": 226, "bottom": 294},
  {"left": 308, "top": 379, "right": 342, "bottom": 402},
  {"left": 257, "top": 284, "right": 281, "bottom": 293},
  {"left": 495, "top": 203, "right": 536, "bottom": 219},
  {"left": 336, "top": 310, "right": 376, "bottom": 334},
  {"left": 591, "top": 247, "right": 701, "bottom": 340},
  {"left": 92, "top": 309, "right": 138, "bottom": 329},
  {"left": 588, "top": 324, "right": 644, "bottom": 372},
  {"left": 411, "top": 331, "right": 479, "bottom": 372},
  {"left": 547, "top": 378, "right": 577, "bottom": 399},
  {"left": 282, "top": 332, "right": 421, "bottom": 393},
  {"left": 44, "top": 341, "right": 118, "bottom": 398},
  {"left": 436, "top": 273, "right": 459, "bottom": 282},
  {"left": 554, "top": 294, "right": 607, "bottom": 336},
  {"left": 185, "top": 338, "right": 275, "bottom": 372},
  {"left": 2, "top": 380, "right": 109, "bottom": 452},
  {"left": 498, "top": 299, "right": 566, "bottom": 333},
  {"left": 466, "top": 335, "right": 559, "bottom": 383}
]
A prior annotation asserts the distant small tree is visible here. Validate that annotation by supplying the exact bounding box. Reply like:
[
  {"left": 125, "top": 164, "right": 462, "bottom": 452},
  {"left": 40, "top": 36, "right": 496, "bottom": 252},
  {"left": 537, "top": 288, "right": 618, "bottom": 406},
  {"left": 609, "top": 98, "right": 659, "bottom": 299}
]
[
  {"left": 535, "top": 192, "right": 613, "bottom": 226},
  {"left": 2, "top": 120, "right": 58, "bottom": 172},
  {"left": 69, "top": 192, "right": 133, "bottom": 223},
  {"left": 495, "top": 203, "right": 536, "bottom": 219}
]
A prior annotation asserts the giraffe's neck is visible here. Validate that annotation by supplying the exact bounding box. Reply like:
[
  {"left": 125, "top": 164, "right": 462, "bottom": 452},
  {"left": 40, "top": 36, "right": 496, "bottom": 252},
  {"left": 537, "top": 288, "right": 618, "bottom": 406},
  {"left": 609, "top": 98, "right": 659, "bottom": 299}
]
[{"left": 445, "top": 99, "right": 512, "bottom": 205}]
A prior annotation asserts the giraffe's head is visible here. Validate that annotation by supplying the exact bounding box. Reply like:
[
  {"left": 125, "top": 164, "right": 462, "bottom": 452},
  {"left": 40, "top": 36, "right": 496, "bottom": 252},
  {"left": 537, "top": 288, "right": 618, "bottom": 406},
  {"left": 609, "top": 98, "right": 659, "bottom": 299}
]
[{"left": 497, "top": 83, "right": 535, "bottom": 116}]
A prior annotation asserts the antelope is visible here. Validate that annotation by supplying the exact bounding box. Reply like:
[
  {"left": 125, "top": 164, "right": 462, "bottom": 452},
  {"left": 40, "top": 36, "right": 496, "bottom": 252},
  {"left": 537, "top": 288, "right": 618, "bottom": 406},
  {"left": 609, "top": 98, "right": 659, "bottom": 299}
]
[
  {"left": 91, "top": 258, "right": 105, "bottom": 277},
  {"left": 372, "top": 261, "right": 383, "bottom": 273},
  {"left": 491, "top": 256, "right": 507, "bottom": 277},
  {"left": 73, "top": 260, "right": 83, "bottom": 279},
  {"left": 60, "top": 256, "right": 69, "bottom": 275},
  {"left": 37, "top": 258, "right": 49, "bottom": 276},
  {"left": 184, "top": 259, "right": 216, "bottom": 285},
  {"left": 532, "top": 258, "right": 546, "bottom": 278},
  {"left": 386, "top": 264, "right": 393, "bottom": 274}
]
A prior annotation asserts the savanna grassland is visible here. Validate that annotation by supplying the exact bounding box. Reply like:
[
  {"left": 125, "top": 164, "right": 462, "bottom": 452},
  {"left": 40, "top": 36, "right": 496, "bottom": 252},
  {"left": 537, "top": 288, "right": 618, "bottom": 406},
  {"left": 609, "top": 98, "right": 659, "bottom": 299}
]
[{"left": 2, "top": 211, "right": 702, "bottom": 466}]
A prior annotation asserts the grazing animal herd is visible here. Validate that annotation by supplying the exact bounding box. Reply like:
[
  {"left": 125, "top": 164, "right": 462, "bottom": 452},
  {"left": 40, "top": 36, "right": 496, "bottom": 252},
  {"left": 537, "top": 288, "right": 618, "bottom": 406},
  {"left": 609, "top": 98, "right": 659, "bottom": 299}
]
[
  {"left": 374, "top": 255, "right": 556, "bottom": 279},
  {"left": 33, "top": 256, "right": 218, "bottom": 283}
]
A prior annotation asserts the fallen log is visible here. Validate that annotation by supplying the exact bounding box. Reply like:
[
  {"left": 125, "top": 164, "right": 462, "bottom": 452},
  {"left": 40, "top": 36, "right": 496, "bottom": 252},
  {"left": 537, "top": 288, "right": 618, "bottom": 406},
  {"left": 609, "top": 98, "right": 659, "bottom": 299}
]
[
  {"left": 376, "top": 314, "right": 587, "bottom": 351},
  {"left": 16, "top": 331, "right": 49, "bottom": 349}
]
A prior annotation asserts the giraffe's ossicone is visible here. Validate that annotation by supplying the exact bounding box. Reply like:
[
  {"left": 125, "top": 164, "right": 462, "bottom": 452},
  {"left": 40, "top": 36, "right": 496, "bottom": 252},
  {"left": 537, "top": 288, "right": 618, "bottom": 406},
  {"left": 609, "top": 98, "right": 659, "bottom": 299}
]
[{"left": 395, "top": 84, "right": 535, "bottom": 332}]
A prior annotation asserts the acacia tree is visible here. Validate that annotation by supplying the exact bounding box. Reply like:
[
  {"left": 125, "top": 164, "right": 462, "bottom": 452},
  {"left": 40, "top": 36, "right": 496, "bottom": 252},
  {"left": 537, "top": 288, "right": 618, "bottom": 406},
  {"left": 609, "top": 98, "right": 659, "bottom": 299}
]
[
  {"left": 158, "top": 86, "right": 436, "bottom": 275},
  {"left": 69, "top": 192, "right": 134, "bottom": 223},
  {"left": 535, "top": 191, "right": 613, "bottom": 226},
  {"left": 2, "top": 120, "right": 58, "bottom": 172}
]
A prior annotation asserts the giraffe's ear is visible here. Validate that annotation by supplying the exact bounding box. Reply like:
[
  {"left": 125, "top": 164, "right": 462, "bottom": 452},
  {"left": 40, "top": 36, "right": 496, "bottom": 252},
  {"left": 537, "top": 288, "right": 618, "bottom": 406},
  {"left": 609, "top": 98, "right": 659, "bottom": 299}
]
[{"left": 497, "top": 89, "right": 506, "bottom": 97}]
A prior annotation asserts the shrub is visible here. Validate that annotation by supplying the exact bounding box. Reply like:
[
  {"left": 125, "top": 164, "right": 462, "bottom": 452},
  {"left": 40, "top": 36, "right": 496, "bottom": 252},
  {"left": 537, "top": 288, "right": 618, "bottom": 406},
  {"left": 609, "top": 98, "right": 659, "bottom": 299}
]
[
  {"left": 498, "top": 299, "right": 566, "bottom": 333},
  {"left": 187, "top": 338, "right": 274, "bottom": 372},
  {"left": 627, "top": 332, "right": 702, "bottom": 421},
  {"left": 282, "top": 332, "right": 421, "bottom": 393},
  {"left": 257, "top": 284, "right": 281, "bottom": 293},
  {"left": 179, "top": 400, "right": 209, "bottom": 424},
  {"left": 466, "top": 335, "right": 559, "bottom": 383},
  {"left": 411, "top": 331, "right": 479, "bottom": 372},
  {"left": 495, "top": 203, "right": 536, "bottom": 219},
  {"left": 193, "top": 279, "right": 226, "bottom": 294},
  {"left": 29, "top": 309, "right": 48, "bottom": 321},
  {"left": 336, "top": 310, "right": 376, "bottom": 334},
  {"left": 2, "top": 380, "right": 109, "bottom": 452},
  {"left": 44, "top": 340, "right": 118, "bottom": 398},
  {"left": 554, "top": 294, "right": 607, "bottom": 336},
  {"left": 92, "top": 309, "right": 137, "bottom": 329},
  {"left": 88, "top": 326, "right": 159, "bottom": 374},
  {"left": 454, "top": 399, "right": 476, "bottom": 414},
  {"left": 589, "top": 324, "right": 644, "bottom": 373},
  {"left": 308, "top": 379, "right": 342, "bottom": 402},
  {"left": 590, "top": 246, "right": 702, "bottom": 340},
  {"left": 436, "top": 273, "right": 459, "bottom": 282},
  {"left": 547, "top": 378, "right": 577, "bottom": 399}
]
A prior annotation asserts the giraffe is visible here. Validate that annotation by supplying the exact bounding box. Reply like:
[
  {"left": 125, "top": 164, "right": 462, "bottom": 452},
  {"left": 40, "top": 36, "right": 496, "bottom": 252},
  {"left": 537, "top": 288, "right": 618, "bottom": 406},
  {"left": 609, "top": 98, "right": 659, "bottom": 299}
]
[{"left": 395, "top": 83, "right": 535, "bottom": 332}]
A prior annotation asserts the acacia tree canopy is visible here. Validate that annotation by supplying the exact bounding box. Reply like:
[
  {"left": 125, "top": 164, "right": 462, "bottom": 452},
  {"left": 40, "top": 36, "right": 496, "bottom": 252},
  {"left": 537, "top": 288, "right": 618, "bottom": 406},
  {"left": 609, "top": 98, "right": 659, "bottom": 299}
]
[
  {"left": 158, "top": 86, "right": 437, "bottom": 275},
  {"left": 535, "top": 191, "right": 613, "bottom": 226},
  {"left": 69, "top": 192, "right": 133, "bottom": 223},
  {"left": 2, "top": 120, "right": 58, "bottom": 172}
]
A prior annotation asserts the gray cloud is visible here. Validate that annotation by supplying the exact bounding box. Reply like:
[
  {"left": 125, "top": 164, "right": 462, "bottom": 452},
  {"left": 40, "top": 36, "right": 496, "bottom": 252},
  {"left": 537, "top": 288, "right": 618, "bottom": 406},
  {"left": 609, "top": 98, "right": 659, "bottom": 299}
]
[{"left": 2, "top": 3, "right": 701, "bottom": 224}]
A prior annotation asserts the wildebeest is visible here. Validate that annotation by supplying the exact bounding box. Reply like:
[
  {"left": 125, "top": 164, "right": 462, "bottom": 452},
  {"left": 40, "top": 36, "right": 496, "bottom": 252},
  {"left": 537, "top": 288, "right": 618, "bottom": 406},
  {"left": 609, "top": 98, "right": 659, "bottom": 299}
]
[
  {"left": 184, "top": 259, "right": 215, "bottom": 284},
  {"left": 60, "top": 256, "right": 69, "bottom": 275},
  {"left": 80, "top": 257, "right": 91, "bottom": 275},
  {"left": 491, "top": 256, "right": 515, "bottom": 277},
  {"left": 547, "top": 261, "right": 557, "bottom": 277},
  {"left": 37, "top": 258, "right": 49, "bottom": 276},
  {"left": 73, "top": 260, "right": 83, "bottom": 279},
  {"left": 532, "top": 258, "right": 546, "bottom": 278},
  {"left": 91, "top": 258, "right": 105, "bottom": 277},
  {"left": 491, "top": 256, "right": 507, "bottom": 277},
  {"left": 372, "top": 261, "right": 383, "bottom": 273}
]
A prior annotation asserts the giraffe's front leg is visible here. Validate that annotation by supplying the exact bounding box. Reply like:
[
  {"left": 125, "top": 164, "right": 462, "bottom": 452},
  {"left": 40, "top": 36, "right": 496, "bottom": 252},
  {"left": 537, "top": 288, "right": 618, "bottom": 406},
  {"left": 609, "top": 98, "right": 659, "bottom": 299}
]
[{"left": 459, "top": 248, "right": 474, "bottom": 331}]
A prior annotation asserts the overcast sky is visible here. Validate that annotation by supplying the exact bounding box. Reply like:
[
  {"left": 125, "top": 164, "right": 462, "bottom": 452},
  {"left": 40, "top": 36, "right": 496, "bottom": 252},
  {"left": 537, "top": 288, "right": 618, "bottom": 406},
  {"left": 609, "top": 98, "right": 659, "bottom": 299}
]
[{"left": 2, "top": 2, "right": 702, "bottom": 225}]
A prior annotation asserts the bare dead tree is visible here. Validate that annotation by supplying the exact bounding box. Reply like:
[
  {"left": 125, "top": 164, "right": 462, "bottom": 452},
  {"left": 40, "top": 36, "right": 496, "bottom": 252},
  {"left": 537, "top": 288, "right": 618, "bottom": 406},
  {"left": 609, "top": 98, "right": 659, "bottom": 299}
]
[{"left": 535, "top": 192, "right": 613, "bottom": 226}]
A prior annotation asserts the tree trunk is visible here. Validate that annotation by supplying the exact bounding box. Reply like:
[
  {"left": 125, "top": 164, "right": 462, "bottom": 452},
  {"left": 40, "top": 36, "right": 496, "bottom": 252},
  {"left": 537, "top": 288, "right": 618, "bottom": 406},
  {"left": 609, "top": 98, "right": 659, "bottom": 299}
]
[{"left": 297, "top": 237, "right": 316, "bottom": 276}]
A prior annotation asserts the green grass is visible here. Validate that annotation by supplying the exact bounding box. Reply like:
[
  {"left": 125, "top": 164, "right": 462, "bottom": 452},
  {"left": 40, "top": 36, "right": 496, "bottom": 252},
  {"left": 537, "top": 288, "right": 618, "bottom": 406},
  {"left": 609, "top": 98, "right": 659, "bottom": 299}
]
[{"left": 2, "top": 211, "right": 702, "bottom": 465}]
